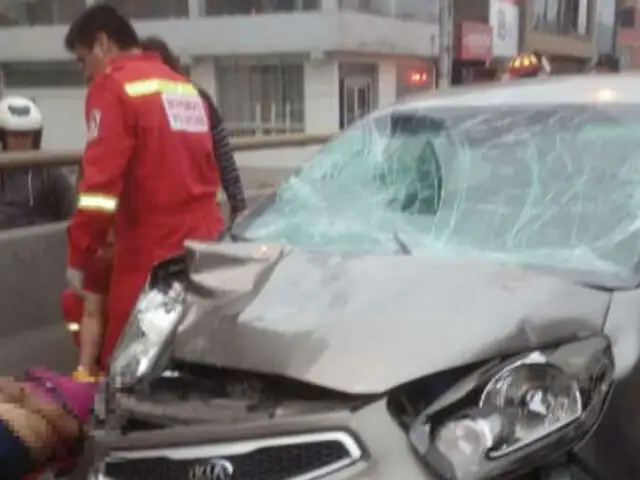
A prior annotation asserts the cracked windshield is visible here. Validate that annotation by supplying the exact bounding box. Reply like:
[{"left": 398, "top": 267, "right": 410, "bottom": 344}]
[{"left": 244, "top": 105, "right": 640, "bottom": 275}]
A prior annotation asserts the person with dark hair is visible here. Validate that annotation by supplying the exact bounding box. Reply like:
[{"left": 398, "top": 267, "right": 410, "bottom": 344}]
[
  {"left": 64, "top": 4, "right": 225, "bottom": 377},
  {"left": 64, "top": 4, "right": 139, "bottom": 83},
  {"left": 139, "top": 36, "right": 247, "bottom": 223},
  {"left": 138, "top": 36, "right": 182, "bottom": 73},
  {"left": 593, "top": 54, "right": 620, "bottom": 73}
]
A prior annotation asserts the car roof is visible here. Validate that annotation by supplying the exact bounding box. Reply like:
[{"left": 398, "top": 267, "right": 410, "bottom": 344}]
[{"left": 392, "top": 73, "right": 639, "bottom": 110}]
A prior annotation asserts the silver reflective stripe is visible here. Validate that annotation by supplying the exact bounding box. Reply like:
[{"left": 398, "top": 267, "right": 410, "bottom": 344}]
[{"left": 77, "top": 193, "right": 118, "bottom": 213}]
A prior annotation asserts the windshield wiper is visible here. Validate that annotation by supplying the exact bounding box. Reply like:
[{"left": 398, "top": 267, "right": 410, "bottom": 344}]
[{"left": 393, "top": 231, "right": 412, "bottom": 255}]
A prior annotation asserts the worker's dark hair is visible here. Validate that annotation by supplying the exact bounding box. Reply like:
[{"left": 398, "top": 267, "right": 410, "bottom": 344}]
[
  {"left": 64, "top": 3, "right": 138, "bottom": 52},
  {"left": 139, "top": 36, "right": 183, "bottom": 74}
]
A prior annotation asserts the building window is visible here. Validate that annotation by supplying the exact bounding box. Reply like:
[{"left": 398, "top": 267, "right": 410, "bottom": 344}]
[
  {"left": 339, "top": 0, "right": 373, "bottom": 12},
  {"left": 205, "top": 0, "right": 318, "bottom": 15},
  {"left": 2, "top": 62, "right": 85, "bottom": 88},
  {"left": 533, "top": 0, "right": 591, "bottom": 36},
  {"left": 216, "top": 62, "right": 304, "bottom": 136},
  {"left": 0, "top": 0, "right": 85, "bottom": 26},
  {"left": 617, "top": 7, "right": 636, "bottom": 28},
  {"left": 393, "top": 0, "right": 438, "bottom": 22},
  {"left": 339, "top": 0, "right": 437, "bottom": 22},
  {"left": 105, "top": 0, "right": 189, "bottom": 19}
]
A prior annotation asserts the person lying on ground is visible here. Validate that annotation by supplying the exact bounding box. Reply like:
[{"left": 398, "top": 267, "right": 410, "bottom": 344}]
[{"left": 0, "top": 368, "right": 96, "bottom": 480}]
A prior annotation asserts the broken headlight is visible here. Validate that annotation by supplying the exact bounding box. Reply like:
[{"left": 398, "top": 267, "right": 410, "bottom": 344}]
[
  {"left": 109, "top": 281, "right": 186, "bottom": 390},
  {"left": 409, "top": 337, "right": 613, "bottom": 480}
]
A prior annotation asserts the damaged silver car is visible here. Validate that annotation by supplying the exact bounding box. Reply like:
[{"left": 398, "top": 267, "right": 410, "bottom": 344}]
[{"left": 88, "top": 75, "right": 640, "bottom": 480}]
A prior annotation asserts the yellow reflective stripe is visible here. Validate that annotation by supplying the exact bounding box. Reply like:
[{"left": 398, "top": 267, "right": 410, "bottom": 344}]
[
  {"left": 77, "top": 193, "right": 118, "bottom": 213},
  {"left": 124, "top": 79, "right": 198, "bottom": 97}
]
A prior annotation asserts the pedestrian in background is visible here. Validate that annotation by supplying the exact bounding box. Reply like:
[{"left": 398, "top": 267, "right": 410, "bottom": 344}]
[
  {"left": 0, "top": 96, "right": 75, "bottom": 229},
  {"left": 139, "top": 36, "right": 247, "bottom": 226}
]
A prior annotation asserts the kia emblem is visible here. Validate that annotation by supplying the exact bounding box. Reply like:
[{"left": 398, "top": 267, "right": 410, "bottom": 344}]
[{"left": 188, "top": 458, "right": 234, "bottom": 480}]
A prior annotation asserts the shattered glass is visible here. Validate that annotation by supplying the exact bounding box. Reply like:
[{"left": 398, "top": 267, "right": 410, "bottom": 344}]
[{"left": 242, "top": 105, "right": 640, "bottom": 276}]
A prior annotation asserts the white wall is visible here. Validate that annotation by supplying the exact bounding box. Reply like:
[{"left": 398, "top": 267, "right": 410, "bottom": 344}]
[
  {"left": 377, "top": 61, "right": 397, "bottom": 108},
  {"left": 190, "top": 58, "right": 218, "bottom": 101},
  {"left": 0, "top": 11, "right": 438, "bottom": 61},
  {"left": 6, "top": 87, "right": 86, "bottom": 150},
  {"left": 304, "top": 60, "right": 340, "bottom": 134}
]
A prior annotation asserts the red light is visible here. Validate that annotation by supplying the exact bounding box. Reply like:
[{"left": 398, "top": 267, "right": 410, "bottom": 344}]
[{"left": 406, "top": 70, "right": 428, "bottom": 86}]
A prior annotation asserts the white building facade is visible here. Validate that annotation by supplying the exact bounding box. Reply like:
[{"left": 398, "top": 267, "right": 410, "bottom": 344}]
[{"left": 0, "top": 0, "right": 439, "bottom": 150}]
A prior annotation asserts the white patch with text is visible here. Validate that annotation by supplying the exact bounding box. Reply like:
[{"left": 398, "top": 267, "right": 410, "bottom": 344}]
[
  {"left": 86, "top": 109, "right": 101, "bottom": 143},
  {"left": 161, "top": 94, "right": 208, "bottom": 133}
]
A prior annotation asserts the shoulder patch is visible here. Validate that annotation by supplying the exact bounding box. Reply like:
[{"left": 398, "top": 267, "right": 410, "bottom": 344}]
[{"left": 161, "top": 93, "right": 208, "bottom": 133}]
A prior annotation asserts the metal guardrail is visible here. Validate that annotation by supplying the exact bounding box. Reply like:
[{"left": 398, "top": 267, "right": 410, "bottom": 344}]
[{"left": 0, "top": 133, "right": 334, "bottom": 169}]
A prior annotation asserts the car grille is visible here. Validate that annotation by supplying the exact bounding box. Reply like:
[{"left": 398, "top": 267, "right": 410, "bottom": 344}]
[{"left": 102, "top": 431, "right": 362, "bottom": 480}]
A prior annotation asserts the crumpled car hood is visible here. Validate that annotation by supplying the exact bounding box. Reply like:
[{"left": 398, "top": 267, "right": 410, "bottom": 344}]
[{"left": 172, "top": 241, "right": 611, "bottom": 394}]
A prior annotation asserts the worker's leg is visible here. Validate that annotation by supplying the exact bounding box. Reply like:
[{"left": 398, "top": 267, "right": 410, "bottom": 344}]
[{"left": 99, "top": 269, "right": 149, "bottom": 369}]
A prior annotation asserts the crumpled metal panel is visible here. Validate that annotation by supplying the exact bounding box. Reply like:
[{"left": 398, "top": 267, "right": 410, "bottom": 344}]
[{"left": 173, "top": 243, "right": 610, "bottom": 394}]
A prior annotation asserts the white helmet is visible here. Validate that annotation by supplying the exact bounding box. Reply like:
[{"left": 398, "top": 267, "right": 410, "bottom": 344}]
[
  {"left": 0, "top": 96, "right": 42, "bottom": 132},
  {"left": 0, "top": 96, "right": 43, "bottom": 150}
]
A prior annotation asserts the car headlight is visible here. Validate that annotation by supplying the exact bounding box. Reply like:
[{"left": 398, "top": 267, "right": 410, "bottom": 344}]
[
  {"left": 109, "top": 281, "right": 186, "bottom": 390},
  {"left": 409, "top": 337, "right": 613, "bottom": 480}
]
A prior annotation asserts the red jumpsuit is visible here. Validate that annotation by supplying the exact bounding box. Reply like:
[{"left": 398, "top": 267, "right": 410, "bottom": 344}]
[{"left": 67, "top": 52, "right": 224, "bottom": 367}]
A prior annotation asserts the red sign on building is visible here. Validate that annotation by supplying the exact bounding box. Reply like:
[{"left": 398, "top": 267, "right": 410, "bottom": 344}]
[{"left": 456, "top": 21, "right": 493, "bottom": 61}]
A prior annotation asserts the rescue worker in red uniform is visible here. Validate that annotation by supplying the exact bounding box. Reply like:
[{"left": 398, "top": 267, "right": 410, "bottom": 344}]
[{"left": 64, "top": 4, "right": 225, "bottom": 377}]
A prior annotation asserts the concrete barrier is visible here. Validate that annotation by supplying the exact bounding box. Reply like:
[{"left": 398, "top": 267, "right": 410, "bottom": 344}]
[
  {"left": 0, "top": 223, "right": 75, "bottom": 375},
  {"left": 0, "top": 192, "right": 272, "bottom": 376}
]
